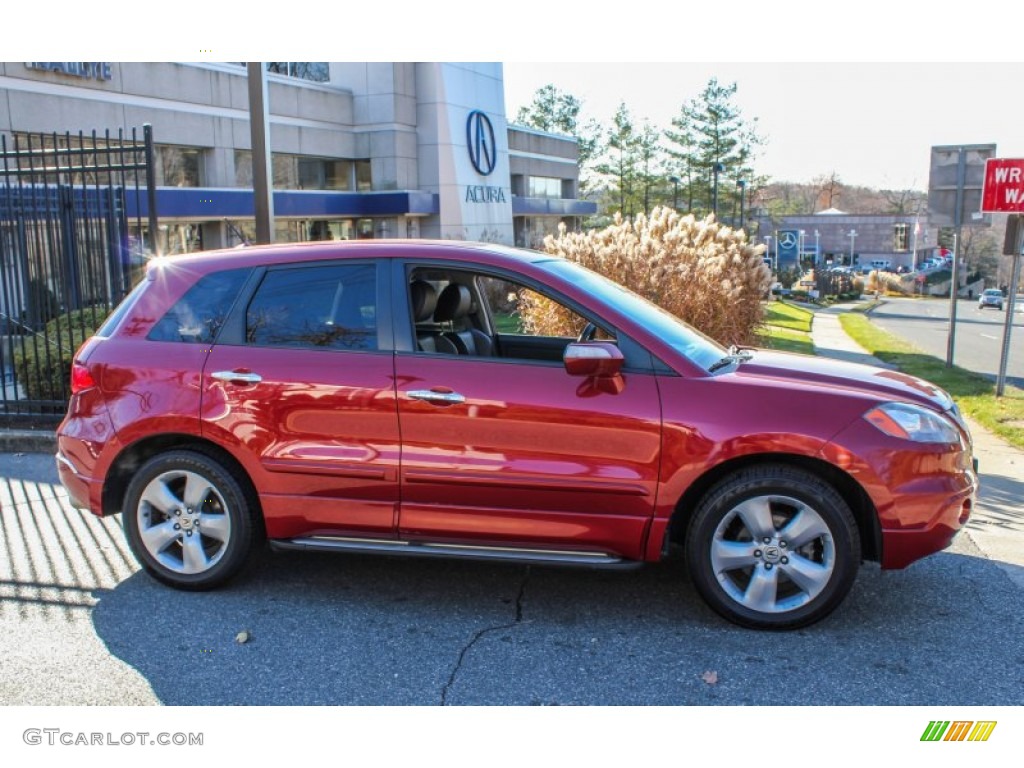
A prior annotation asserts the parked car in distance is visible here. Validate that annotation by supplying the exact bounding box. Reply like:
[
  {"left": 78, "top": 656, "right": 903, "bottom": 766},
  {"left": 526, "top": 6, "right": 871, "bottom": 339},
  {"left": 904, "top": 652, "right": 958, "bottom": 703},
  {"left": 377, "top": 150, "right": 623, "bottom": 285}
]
[
  {"left": 978, "top": 288, "right": 1005, "bottom": 310},
  {"left": 56, "top": 241, "right": 978, "bottom": 629}
]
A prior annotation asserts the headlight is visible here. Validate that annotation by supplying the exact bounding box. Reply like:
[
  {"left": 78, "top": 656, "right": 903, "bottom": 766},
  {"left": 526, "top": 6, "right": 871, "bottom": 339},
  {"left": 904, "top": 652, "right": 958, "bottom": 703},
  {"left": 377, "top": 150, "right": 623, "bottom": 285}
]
[{"left": 863, "top": 402, "right": 961, "bottom": 444}]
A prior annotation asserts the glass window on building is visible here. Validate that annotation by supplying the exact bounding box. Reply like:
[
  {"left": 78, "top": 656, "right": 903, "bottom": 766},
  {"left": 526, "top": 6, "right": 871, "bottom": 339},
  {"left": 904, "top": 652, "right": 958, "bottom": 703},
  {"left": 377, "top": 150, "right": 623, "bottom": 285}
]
[
  {"left": 356, "top": 160, "right": 372, "bottom": 192},
  {"left": 298, "top": 158, "right": 354, "bottom": 190},
  {"left": 265, "top": 62, "right": 329, "bottom": 83},
  {"left": 893, "top": 223, "right": 909, "bottom": 252},
  {"left": 11, "top": 131, "right": 147, "bottom": 186},
  {"left": 160, "top": 222, "right": 204, "bottom": 256},
  {"left": 527, "top": 176, "right": 562, "bottom": 199},
  {"left": 237, "top": 151, "right": 358, "bottom": 191},
  {"left": 234, "top": 150, "right": 253, "bottom": 187},
  {"left": 158, "top": 146, "right": 202, "bottom": 187},
  {"left": 273, "top": 154, "right": 299, "bottom": 190},
  {"left": 517, "top": 216, "right": 563, "bottom": 249},
  {"left": 326, "top": 160, "right": 354, "bottom": 191}
]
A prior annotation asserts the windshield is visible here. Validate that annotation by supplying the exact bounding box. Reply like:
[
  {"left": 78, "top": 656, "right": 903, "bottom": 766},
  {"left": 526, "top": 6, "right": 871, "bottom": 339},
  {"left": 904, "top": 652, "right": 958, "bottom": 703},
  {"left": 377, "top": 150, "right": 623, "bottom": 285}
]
[{"left": 540, "top": 259, "right": 726, "bottom": 370}]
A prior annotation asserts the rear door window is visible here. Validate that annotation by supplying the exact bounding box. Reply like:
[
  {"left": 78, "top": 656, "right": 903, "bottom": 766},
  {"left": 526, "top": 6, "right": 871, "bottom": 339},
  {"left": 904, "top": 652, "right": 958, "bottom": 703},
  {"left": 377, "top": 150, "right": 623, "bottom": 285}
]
[{"left": 245, "top": 263, "right": 378, "bottom": 350}]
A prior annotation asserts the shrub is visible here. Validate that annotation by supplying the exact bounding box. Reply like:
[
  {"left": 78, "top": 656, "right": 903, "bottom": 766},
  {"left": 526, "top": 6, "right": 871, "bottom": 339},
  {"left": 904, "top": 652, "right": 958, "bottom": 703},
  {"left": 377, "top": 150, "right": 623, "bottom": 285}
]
[
  {"left": 524, "top": 208, "right": 771, "bottom": 347},
  {"left": 13, "top": 307, "right": 110, "bottom": 402}
]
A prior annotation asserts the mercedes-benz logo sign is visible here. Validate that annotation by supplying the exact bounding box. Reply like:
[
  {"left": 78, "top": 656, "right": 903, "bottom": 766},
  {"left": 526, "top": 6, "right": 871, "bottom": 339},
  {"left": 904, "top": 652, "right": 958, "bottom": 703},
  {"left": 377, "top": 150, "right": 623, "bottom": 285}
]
[
  {"left": 467, "top": 110, "right": 496, "bottom": 176},
  {"left": 779, "top": 232, "right": 798, "bottom": 250}
]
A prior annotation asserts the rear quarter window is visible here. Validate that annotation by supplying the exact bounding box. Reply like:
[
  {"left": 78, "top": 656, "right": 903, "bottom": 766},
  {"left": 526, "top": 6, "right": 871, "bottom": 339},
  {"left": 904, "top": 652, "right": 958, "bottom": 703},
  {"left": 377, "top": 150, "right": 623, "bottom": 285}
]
[
  {"left": 95, "top": 280, "right": 147, "bottom": 337},
  {"left": 147, "top": 268, "right": 251, "bottom": 344}
]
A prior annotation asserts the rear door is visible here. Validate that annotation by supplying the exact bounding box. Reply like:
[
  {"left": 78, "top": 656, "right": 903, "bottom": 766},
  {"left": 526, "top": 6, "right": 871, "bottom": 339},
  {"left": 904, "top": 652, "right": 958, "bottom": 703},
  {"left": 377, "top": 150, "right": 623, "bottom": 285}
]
[{"left": 201, "top": 259, "right": 401, "bottom": 540}]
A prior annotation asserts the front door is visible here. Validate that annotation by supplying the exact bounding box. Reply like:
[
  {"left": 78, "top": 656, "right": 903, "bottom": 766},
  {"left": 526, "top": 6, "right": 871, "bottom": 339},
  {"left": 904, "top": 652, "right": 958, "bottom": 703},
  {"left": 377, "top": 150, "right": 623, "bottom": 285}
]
[{"left": 394, "top": 267, "right": 661, "bottom": 561}]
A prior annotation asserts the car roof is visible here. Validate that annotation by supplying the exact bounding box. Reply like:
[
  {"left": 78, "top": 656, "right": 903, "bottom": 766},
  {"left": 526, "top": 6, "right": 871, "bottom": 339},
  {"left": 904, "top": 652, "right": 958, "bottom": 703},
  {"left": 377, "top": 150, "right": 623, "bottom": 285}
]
[{"left": 145, "top": 240, "right": 554, "bottom": 276}]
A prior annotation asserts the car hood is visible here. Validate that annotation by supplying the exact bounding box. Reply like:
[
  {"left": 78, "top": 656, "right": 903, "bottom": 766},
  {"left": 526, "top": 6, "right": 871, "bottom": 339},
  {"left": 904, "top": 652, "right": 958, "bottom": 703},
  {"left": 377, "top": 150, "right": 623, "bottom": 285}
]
[{"left": 736, "top": 350, "right": 954, "bottom": 412}]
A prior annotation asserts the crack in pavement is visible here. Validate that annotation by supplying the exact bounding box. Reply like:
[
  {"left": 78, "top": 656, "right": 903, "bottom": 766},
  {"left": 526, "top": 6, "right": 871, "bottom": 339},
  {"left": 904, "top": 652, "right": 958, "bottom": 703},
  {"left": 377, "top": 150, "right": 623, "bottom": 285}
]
[{"left": 440, "top": 567, "right": 530, "bottom": 705}]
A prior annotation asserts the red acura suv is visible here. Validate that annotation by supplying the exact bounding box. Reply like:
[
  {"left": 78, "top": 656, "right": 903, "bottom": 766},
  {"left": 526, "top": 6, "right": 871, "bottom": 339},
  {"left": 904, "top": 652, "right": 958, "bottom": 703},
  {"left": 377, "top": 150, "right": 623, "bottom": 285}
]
[{"left": 56, "top": 241, "right": 977, "bottom": 628}]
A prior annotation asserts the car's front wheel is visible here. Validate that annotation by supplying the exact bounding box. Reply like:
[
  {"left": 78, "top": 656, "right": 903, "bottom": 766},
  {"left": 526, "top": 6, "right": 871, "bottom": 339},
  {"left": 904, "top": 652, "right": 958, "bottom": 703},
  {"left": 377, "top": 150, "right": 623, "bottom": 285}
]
[
  {"left": 122, "top": 450, "right": 258, "bottom": 590},
  {"left": 685, "top": 465, "right": 860, "bottom": 630}
]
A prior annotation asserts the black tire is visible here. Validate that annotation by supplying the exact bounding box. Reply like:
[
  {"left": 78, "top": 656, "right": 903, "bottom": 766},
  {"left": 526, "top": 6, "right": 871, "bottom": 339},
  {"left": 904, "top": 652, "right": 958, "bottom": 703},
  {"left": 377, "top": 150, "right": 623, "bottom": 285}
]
[
  {"left": 685, "top": 464, "right": 860, "bottom": 630},
  {"left": 122, "top": 450, "right": 258, "bottom": 590}
]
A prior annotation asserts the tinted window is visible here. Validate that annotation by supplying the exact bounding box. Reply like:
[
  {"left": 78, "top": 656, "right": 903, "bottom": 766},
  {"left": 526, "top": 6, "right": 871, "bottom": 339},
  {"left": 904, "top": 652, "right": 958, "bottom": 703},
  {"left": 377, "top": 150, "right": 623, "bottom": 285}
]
[
  {"left": 148, "top": 268, "right": 250, "bottom": 344},
  {"left": 96, "top": 279, "right": 147, "bottom": 337},
  {"left": 246, "top": 264, "right": 377, "bottom": 350}
]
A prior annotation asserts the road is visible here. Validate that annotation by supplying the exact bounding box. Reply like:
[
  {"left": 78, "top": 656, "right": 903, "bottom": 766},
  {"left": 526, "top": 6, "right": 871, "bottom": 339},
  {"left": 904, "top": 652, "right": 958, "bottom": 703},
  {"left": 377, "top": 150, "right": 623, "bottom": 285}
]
[
  {"left": 1, "top": 452, "right": 1021, "bottom": 707},
  {"left": 869, "top": 296, "right": 1024, "bottom": 388}
]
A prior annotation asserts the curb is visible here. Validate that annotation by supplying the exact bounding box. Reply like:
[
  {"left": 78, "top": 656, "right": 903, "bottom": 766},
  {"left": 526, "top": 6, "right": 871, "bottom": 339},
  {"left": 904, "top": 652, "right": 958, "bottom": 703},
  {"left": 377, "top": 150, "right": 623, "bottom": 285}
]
[{"left": 0, "top": 429, "right": 57, "bottom": 454}]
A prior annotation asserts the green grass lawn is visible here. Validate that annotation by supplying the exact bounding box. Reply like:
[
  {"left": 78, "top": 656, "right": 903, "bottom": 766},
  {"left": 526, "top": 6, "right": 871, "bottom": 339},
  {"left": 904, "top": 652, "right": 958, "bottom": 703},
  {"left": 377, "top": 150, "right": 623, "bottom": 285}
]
[
  {"left": 840, "top": 312, "right": 1024, "bottom": 450},
  {"left": 757, "top": 301, "right": 815, "bottom": 355},
  {"left": 492, "top": 312, "right": 523, "bottom": 334},
  {"left": 763, "top": 301, "right": 814, "bottom": 333}
]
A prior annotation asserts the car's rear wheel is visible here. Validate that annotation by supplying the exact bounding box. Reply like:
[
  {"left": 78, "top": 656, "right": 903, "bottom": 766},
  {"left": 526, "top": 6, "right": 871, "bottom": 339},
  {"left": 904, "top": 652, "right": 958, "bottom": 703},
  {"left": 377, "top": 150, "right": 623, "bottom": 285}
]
[
  {"left": 685, "top": 465, "right": 860, "bottom": 630},
  {"left": 122, "top": 450, "right": 257, "bottom": 590}
]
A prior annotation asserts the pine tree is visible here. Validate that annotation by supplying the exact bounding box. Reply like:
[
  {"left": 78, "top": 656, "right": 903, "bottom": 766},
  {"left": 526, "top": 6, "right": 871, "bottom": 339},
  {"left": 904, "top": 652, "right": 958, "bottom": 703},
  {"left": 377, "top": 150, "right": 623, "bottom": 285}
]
[
  {"left": 668, "top": 78, "right": 763, "bottom": 219},
  {"left": 594, "top": 103, "right": 642, "bottom": 218}
]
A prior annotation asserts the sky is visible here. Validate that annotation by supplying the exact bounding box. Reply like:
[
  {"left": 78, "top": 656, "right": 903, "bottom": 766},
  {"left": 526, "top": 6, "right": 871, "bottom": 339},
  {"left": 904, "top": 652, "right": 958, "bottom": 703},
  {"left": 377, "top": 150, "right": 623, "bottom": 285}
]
[
  {"left": 502, "top": 62, "right": 1024, "bottom": 192},
  {"left": 8, "top": 1, "right": 1023, "bottom": 195}
]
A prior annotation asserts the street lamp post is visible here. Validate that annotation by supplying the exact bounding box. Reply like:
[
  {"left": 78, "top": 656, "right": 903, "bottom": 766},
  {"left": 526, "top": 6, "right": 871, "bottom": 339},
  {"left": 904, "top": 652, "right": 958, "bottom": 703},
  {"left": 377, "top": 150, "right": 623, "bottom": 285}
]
[
  {"left": 798, "top": 230, "right": 806, "bottom": 272},
  {"left": 712, "top": 162, "right": 724, "bottom": 218},
  {"left": 764, "top": 235, "right": 773, "bottom": 269},
  {"left": 669, "top": 176, "right": 680, "bottom": 211},
  {"left": 814, "top": 229, "right": 820, "bottom": 266},
  {"left": 737, "top": 179, "right": 747, "bottom": 229},
  {"left": 848, "top": 229, "right": 858, "bottom": 266}
]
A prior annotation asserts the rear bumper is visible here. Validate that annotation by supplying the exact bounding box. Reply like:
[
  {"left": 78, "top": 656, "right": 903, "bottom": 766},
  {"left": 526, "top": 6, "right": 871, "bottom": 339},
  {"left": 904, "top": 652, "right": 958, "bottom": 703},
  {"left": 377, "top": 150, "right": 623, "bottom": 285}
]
[{"left": 55, "top": 449, "right": 96, "bottom": 512}]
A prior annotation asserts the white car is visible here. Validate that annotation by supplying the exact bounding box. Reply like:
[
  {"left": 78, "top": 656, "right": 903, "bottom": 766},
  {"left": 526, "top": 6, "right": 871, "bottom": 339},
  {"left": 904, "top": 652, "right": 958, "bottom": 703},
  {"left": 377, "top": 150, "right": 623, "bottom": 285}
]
[{"left": 978, "top": 289, "right": 1004, "bottom": 310}]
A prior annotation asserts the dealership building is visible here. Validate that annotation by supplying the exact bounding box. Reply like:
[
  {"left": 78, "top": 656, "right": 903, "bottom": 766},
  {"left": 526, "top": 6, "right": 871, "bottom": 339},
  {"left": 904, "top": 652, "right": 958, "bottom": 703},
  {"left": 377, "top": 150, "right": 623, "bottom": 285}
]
[
  {"left": 0, "top": 62, "right": 594, "bottom": 254},
  {"left": 756, "top": 210, "right": 941, "bottom": 271}
]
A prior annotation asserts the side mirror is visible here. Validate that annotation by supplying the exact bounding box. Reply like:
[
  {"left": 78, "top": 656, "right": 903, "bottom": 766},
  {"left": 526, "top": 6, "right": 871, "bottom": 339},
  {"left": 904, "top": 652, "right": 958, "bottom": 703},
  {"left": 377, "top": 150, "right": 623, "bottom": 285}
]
[{"left": 563, "top": 342, "right": 624, "bottom": 378}]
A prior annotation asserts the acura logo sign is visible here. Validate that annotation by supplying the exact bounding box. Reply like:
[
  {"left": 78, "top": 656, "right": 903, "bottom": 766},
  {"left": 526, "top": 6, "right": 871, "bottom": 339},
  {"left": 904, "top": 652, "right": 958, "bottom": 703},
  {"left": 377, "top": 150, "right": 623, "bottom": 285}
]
[{"left": 466, "top": 110, "right": 496, "bottom": 176}]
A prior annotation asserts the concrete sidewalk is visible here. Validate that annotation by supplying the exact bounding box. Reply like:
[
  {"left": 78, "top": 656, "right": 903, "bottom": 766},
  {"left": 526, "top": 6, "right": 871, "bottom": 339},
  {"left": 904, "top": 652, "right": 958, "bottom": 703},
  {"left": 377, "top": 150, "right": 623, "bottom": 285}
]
[{"left": 812, "top": 302, "right": 1024, "bottom": 587}]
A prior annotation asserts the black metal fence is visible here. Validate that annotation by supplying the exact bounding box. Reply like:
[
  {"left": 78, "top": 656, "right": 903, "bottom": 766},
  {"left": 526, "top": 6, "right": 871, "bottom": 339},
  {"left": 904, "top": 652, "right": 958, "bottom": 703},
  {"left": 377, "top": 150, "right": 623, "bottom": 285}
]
[{"left": 0, "top": 126, "right": 157, "bottom": 419}]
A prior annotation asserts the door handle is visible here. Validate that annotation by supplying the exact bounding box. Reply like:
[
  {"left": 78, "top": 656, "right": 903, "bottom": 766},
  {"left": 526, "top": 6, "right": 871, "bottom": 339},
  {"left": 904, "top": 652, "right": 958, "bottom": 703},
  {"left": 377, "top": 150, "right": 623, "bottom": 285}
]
[
  {"left": 407, "top": 389, "right": 466, "bottom": 405},
  {"left": 211, "top": 370, "right": 263, "bottom": 385}
]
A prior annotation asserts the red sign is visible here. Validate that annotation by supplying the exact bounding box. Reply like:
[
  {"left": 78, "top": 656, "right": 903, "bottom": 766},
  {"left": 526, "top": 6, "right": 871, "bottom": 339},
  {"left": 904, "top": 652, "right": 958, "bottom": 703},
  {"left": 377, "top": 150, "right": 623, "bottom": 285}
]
[{"left": 982, "top": 158, "right": 1024, "bottom": 212}]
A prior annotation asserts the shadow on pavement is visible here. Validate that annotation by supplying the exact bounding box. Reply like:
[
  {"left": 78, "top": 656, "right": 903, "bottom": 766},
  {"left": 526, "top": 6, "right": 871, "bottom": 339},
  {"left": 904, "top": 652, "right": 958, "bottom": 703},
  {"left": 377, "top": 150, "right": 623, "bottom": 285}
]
[
  {"left": 90, "top": 542, "right": 1024, "bottom": 706},
  {"left": 976, "top": 466, "right": 1024, "bottom": 533}
]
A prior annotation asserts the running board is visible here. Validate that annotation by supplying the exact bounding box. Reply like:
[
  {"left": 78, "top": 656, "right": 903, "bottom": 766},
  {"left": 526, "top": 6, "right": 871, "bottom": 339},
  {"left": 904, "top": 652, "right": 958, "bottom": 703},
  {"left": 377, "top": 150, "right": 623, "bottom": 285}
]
[{"left": 270, "top": 535, "right": 641, "bottom": 569}]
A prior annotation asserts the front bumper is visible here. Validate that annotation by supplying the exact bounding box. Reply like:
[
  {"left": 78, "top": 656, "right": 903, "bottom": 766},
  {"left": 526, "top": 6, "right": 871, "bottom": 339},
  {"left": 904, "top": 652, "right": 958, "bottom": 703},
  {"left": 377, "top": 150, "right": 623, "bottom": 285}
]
[
  {"left": 879, "top": 477, "right": 975, "bottom": 569},
  {"left": 821, "top": 419, "right": 978, "bottom": 570}
]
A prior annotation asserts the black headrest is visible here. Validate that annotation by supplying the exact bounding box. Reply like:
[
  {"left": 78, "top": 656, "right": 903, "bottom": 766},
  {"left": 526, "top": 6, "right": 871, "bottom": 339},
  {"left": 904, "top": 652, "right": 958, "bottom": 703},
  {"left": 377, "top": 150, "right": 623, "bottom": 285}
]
[
  {"left": 410, "top": 280, "right": 437, "bottom": 322},
  {"left": 434, "top": 284, "right": 471, "bottom": 322}
]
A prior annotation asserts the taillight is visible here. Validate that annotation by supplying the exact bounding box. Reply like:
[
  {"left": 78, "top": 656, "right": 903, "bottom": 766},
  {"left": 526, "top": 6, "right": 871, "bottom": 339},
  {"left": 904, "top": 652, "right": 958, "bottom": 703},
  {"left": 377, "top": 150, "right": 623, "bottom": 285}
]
[{"left": 71, "top": 363, "right": 96, "bottom": 394}]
